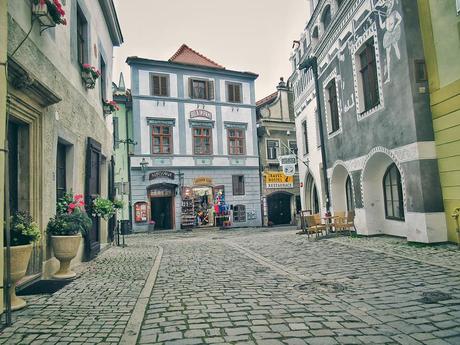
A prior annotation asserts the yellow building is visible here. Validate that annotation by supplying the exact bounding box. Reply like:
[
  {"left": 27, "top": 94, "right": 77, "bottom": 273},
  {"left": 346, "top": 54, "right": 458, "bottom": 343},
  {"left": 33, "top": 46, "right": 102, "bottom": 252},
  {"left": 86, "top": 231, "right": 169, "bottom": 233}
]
[
  {"left": 0, "top": 0, "right": 7, "bottom": 311},
  {"left": 418, "top": 0, "right": 460, "bottom": 242}
]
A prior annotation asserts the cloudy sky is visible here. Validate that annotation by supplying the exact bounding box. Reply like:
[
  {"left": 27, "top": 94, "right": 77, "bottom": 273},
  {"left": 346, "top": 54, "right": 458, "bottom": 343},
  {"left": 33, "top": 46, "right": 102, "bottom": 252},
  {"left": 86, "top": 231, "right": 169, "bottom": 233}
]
[{"left": 112, "top": 0, "right": 309, "bottom": 100}]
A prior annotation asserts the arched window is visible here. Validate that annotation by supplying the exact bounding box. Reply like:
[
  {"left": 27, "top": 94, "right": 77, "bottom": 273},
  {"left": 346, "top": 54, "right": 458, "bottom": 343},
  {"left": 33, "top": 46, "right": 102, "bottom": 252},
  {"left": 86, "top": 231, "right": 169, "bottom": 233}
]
[
  {"left": 345, "top": 176, "right": 354, "bottom": 211},
  {"left": 337, "top": 0, "right": 344, "bottom": 7},
  {"left": 312, "top": 185, "right": 319, "bottom": 214},
  {"left": 311, "top": 26, "right": 319, "bottom": 46},
  {"left": 383, "top": 163, "right": 404, "bottom": 220},
  {"left": 321, "top": 6, "right": 332, "bottom": 31}
]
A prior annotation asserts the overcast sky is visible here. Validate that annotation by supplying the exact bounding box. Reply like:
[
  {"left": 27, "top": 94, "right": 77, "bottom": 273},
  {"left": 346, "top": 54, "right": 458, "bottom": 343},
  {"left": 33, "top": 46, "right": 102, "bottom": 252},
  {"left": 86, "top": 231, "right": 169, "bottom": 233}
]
[{"left": 112, "top": 0, "right": 309, "bottom": 100}]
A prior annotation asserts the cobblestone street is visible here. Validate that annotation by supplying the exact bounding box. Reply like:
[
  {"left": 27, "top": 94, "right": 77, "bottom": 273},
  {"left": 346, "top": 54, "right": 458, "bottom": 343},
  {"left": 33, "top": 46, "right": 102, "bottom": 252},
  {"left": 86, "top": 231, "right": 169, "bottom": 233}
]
[{"left": 2, "top": 228, "right": 460, "bottom": 344}]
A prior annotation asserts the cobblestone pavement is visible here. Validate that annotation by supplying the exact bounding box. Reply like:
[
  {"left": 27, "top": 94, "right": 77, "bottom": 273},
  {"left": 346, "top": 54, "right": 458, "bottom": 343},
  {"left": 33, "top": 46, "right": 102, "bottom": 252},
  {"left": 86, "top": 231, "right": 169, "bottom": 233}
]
[
  {"left": 0, "top": 236, "right": 158, "bottom": 345},
  {"left": 2, "top": 228, "right": 460, "bottom": 345}
]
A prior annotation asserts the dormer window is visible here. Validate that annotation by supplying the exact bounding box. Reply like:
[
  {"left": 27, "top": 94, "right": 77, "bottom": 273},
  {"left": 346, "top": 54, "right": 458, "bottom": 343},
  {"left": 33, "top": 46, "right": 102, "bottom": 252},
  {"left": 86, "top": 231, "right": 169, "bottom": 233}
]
[{"left": 322, "top": 5, "right": 332, "bottom": 31}]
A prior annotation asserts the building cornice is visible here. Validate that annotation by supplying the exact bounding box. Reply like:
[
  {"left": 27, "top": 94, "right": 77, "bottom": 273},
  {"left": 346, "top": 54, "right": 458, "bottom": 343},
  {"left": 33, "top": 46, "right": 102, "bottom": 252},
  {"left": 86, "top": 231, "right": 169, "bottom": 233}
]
[{"left": 98, "top": 0, "right": 123, "bottom": 46}]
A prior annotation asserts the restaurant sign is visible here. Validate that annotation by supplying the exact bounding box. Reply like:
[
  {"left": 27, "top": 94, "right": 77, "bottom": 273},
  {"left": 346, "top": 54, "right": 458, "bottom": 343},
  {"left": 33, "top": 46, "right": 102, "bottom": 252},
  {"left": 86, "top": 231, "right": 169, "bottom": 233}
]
[
  {"left": 264, "top": 172, "right": 293, "bottom": 189},
  {"left": 149, "top": 171, "right": 175, "bottom": 180},
  {"left": 190, "top": 109, "right": 212, "bottom": 120}
]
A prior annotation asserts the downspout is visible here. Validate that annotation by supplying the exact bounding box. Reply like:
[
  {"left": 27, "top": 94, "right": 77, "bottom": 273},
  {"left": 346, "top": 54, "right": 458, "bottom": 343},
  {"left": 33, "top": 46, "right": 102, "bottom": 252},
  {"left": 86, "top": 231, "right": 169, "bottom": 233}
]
[
  {"left": 300, "top": 57, "right": 331, "bottom": 213},
  {"left": 0, "top": 0, "right": 12, "bottom": 326}
]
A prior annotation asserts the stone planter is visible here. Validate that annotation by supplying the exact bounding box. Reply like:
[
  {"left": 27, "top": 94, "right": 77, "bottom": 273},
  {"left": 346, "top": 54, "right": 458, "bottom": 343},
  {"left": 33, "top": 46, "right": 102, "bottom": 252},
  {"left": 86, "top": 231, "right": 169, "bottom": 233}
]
[
  {"left": 32, "top": 3, "right": 56, "bottom": 28},
  {"left": 81, "top": 71, "right": 96, "bottom": 89},
  {"left": 7, "top": 244, "right": 33, "bottom": 311},
  {"left": 51, "top": 234, "right": 81, "bottom": 279}
]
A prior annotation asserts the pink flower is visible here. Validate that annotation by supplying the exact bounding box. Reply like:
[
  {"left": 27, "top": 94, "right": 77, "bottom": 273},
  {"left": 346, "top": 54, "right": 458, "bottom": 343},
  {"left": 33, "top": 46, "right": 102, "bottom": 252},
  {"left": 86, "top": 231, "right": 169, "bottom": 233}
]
[
  {"left": 74, "top": 194, "right": 83, "bottom": 200},
  {"left": 68, "top": 203, "right": 76, "bottom": 210},
  {"left": 82, "top": 64, "right": 91, "bottom": 69}
]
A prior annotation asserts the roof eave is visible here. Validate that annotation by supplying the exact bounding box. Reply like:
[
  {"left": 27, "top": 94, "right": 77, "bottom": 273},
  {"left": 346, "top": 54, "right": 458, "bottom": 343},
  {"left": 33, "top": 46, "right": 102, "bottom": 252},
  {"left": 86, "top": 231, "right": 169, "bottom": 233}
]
[{"left": 99, "top": 0, "right": 124, "bottom": 46}]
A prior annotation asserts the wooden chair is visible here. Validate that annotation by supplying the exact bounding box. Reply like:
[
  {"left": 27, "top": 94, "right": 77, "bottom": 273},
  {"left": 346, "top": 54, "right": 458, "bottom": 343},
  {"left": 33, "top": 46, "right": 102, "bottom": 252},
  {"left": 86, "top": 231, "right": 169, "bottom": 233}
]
[
  {"left": 304, "top": 215, "right": 327, "bottom": 238},
  {"left": 331, "top": 211, "right": 346, "bottom": 233},
  {"left": 335, "top": 210, "right": 356, "bottom": 235},
  {"left": 299, "top": 210, "right": 312, "bottom": 233}
]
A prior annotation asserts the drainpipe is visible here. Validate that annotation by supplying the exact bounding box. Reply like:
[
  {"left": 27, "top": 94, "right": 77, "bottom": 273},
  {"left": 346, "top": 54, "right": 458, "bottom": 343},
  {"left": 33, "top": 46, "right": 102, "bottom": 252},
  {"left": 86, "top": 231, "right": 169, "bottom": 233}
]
[{"left": 299, "top": 57, "right": 331, "bottom": 213}]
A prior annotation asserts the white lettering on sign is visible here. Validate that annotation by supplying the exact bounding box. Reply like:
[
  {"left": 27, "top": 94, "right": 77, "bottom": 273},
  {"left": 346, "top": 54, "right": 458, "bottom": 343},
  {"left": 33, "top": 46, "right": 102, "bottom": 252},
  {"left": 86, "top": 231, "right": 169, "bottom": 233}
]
[{"left": 190, "top": 109, "right": 212, "bottom": 120}]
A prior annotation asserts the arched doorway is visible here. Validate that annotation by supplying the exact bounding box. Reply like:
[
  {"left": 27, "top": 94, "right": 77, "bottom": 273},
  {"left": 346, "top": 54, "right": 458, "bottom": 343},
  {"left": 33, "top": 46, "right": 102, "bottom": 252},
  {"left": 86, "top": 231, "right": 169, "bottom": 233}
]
[
  {"left": 331, "top": 164, "right": 352, "bottom": 213},
  {"left": 267, "top": 192, "right": 292, "bottom": 225},
  {"left": 305, "top": 173, "right": 320, "bottom": 214},
  {"left": 362, "top": 151, "right": 406, "bottom": 237}
]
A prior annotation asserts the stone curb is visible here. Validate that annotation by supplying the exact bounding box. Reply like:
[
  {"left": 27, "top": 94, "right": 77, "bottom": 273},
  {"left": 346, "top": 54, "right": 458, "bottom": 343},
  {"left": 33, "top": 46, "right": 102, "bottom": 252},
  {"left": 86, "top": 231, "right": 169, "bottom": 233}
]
[{"left": 120, "top": 245, "right": 164, "bottom": 345}]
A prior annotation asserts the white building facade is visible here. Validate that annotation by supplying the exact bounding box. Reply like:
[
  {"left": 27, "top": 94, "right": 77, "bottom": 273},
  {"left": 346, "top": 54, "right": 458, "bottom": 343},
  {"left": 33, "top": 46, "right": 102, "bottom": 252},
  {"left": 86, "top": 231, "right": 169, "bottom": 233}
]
[{"left": 128, "top": 45, "right": 262, "bottom": 231}]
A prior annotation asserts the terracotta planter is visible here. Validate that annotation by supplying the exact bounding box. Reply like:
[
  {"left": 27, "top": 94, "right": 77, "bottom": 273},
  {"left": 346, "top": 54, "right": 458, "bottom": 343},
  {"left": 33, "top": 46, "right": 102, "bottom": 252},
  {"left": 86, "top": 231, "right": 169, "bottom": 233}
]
[
  {"left": 7, "top": 244, "right": 33, "bottom": 311},
  {"left": 51, "top": 234, "right": 81, "bottom": 279}
]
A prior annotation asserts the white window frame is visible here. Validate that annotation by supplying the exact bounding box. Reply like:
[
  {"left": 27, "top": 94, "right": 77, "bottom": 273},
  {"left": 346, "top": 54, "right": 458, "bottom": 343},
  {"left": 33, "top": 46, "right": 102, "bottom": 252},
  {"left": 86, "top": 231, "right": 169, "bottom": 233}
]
[
  {"left": 350, "top": 23, "right": 384, "bottom": 121},
  {"left": 265, "top": 138, "right": 280, "bottom": 161}
]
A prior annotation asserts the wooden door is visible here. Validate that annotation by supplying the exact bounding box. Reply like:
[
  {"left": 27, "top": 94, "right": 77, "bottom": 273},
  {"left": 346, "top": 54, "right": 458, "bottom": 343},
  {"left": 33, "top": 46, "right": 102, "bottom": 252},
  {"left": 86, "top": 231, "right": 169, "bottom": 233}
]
[{"left": 85, "top": 138, "right": 101, "bottom": 260}]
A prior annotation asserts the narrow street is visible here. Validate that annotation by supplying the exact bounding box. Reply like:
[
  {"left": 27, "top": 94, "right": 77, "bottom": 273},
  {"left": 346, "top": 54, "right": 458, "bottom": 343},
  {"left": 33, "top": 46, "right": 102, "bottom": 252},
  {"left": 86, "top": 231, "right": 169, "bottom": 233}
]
[{"left": 1, "top": 228, "right": 460, "bottom": 345}]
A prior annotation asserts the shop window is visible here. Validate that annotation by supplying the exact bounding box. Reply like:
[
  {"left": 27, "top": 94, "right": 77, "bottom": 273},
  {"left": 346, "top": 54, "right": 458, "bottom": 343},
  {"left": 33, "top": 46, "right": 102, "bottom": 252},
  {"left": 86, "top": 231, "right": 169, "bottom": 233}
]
[
  {"left": 150, "top": 73, "right": 169, "bottom": 97},
  {"left": 383, "top": 163, "right": 404, "bottom": 221},
  {"left": 266, "top": 140, "right": 278, "bottom": 160},
  {"left": 326, "top": 79, "right": 340, "bottom": 134},
  {"left": 56, "top": 142, "right": 67, "bottom": 201},
  {"left": 232, "top": 175, "right": 245, "bottom": 196},
  {"left": 345, "top": 175, "right": 354, "bottom": 211},
  {"left": 76, "top": 5, "right": 88, "bottom": 66},
  {"left": 151, "top": 125, "right": 172, "bottom": 154},
  {"left": 228, "top": 128, "right": 245, "bottom": 155},
  {"left": 189, "top": 79, "right": 214, "bottom": 100},
  {"left": 227, "top": 82, "right": 242, "bottom": 103},
  {"left": 358, "top": 39, "right": 380, "bottom": 112},
  {"left": 233, "top": 205, "right": 246, "bottom": 222},
  {"left": 193, "top": 127, "right": 212, "bottom": 155},
  {"left": 302, "top": 120, "right": 309, "bottom": 154}
]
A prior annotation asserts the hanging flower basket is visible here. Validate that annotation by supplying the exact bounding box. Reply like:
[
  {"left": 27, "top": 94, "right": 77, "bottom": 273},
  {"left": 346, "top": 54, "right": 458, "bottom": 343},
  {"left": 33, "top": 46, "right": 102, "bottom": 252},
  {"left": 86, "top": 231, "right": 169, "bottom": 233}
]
[
  {"left": 32, "top": 0, "right": 67, "bottom": 29},
  {"left": 81, "top": 64, "right": 101, "bottom": 89},
  {"left": 103, "top": 100, "right": 120, "bottom": 115}
]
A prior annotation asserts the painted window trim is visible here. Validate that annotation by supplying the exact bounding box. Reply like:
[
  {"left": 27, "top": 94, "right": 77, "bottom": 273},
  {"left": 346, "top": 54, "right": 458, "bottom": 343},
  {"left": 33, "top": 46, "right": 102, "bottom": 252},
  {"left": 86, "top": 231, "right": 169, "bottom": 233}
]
[
  {"left": 146, "top": 117, "right": 176, "bottom": 126},
  {"left": 322, "top": 68, "right": 343, "bottom": 139},
  {"left": 149, "top": 72, "right": 170, "bottom": 97},
  {"left": 150, "top": 124, "right": 173, "bottom": 156},
  {"left": 350, "top": 23, "right": 385, "bottom": 121},
  {"left": 192, "top": 127, "right": 213, "bottom": 156}
]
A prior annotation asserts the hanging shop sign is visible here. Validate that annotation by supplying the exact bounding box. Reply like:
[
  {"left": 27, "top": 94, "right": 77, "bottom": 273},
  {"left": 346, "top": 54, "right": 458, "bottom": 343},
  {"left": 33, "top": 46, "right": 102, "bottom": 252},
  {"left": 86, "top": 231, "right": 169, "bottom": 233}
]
[
  {"left": 190, "top": 109, "right": 212, "bottom": 120},
  {"left": 193, "top": 176, "right": 213, "bottom": 186},
  {"left": 279, "top": 154, "right": 297, "bottom": 177},
  {"left": 149, "top": 170, "right": 175, "bottom": 180},
  {"left": 264, "top": 172, "right": 294, "bottom": 189}
]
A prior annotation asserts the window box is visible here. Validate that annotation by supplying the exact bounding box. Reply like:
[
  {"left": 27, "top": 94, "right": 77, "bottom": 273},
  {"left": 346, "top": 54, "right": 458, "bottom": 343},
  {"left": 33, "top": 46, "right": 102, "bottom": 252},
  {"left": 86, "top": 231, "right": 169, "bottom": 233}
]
[
  {"left": 103, "top": 100, "right": 120, "bottom": 115},
  {"left": 32, "top": 1, "right": 67, "bottom": 30},
  {"left": 81, "top": 64, "right": 100, "bottom": 89}
]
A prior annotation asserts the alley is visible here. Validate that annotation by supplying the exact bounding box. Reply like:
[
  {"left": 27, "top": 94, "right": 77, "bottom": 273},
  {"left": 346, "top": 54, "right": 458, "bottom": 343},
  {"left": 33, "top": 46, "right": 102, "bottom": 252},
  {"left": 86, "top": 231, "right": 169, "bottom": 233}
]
[{"left": 2, "top": 228, "right": 460, "bottom": 345}]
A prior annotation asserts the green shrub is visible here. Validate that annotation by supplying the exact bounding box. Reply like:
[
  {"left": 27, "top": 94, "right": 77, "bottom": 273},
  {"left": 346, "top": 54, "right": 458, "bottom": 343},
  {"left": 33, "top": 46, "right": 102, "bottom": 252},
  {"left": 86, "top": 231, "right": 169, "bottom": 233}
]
[{"left": 10, "top": 211, "right": 41, "bottom": 246}]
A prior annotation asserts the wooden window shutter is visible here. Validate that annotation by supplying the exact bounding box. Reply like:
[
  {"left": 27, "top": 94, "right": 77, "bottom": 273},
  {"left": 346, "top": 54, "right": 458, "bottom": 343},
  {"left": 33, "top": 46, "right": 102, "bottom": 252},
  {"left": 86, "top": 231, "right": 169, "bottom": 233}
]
[
  {"left": 232, "top": 175, "right": 238, "bottom": 195},
  {"left": 160, "top": 76, "right": 168, "bottom": 96},
  {"left": 189, "top": 78, "right": 194, "bottom": 98},
  {"left": 228, "top": 84, "right": 234, "bottom": 102},
  {"left": 235, "top": 85, "right": 241, "bottom": 103},
  {"left": 207, "top": 80, "right": 214, "bottom": 100},
  {"left": 151, "top": 75, "right": 160, "bottom": 96}
]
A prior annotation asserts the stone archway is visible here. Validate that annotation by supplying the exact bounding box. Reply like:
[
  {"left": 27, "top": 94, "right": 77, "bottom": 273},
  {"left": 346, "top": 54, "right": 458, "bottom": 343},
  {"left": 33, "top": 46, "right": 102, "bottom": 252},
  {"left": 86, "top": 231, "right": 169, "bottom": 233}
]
[
  {"left": 330, "top": 163, "right": 349, "bottom": 213},
  {"left": 361, "top": 149, "right": 407, "bottom": 237},
  {"left": 304, "top": 173, "right": 320, "bottom": 214}
]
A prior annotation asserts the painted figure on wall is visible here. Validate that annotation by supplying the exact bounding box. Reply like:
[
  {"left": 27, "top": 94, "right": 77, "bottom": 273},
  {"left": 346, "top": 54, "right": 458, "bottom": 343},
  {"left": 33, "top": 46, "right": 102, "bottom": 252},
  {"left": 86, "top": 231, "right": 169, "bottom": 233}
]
[{"left": 378, "top": 0, "right": 402, "bottom": 83}]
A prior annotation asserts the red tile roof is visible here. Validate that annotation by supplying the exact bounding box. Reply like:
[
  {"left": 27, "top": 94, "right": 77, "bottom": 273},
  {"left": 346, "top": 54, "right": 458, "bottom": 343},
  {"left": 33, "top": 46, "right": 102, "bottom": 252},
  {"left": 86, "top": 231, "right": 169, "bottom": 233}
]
[
  {"left": 256, "top": 91, "right": 278, "bottom": 107},
  {"left": 169, "top": 44, "right": 225, "bottom": 69}
]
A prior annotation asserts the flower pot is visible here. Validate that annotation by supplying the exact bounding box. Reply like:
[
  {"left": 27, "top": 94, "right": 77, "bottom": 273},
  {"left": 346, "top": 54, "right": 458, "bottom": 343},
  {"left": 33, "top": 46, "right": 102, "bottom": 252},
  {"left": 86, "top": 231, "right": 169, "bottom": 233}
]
[
  {"left": 32, "top": 3, "right": 56, "bottom": 27},
  {"left": 51, "top": 234, "right": 81, "bottom": 279},
  {"left": 7, "top": 244, "right": 33, "bottom": 311},
  {"left": 81, "top": 71, "right": 96, "bottom": 89}
]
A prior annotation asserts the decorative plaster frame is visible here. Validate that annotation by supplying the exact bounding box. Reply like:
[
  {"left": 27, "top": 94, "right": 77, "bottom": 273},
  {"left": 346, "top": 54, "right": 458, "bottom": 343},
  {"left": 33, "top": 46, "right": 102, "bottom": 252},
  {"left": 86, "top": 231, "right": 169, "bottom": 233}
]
[
  {"left": 329, "top": 160, "right": 356, "bottom": 213},
  {"left": 322, "top": 67, "right": 343, "bottom": 139}
]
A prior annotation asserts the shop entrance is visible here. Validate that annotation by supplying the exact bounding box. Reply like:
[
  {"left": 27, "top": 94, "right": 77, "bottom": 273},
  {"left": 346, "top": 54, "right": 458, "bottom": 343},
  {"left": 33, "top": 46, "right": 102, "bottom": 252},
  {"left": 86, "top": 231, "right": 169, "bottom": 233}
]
[
  {"left": 148, "top": 183, "right": 176, "bottom": 230},
  {"left": 267, "top": 192, "right": 292, "bottom": 225},
  {"left": 151, "top": 197, "right": 173, "bottom": 230},
  {"left": 192, "top": 186, "right": 213, "bottom": 227}
]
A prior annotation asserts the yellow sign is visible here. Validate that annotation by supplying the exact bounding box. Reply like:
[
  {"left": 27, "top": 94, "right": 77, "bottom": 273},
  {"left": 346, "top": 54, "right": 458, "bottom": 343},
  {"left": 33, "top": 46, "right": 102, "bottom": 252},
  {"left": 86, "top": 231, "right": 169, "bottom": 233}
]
[
  {"left": 193, "top": 177, "right": 213, "bottom": 186},
  {"left": 264, "top": 172, "right": 293, "bottom": 189}
]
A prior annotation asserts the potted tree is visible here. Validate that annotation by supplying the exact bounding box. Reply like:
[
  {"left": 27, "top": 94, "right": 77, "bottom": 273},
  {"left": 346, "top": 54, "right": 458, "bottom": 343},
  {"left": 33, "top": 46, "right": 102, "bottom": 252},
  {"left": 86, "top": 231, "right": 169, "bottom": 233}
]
[
  {"left": 7, "top": 211, "right": 41, "bottom": 310},
  {"left": 47, "top": 193, "right": 92, "bottom": 279}
]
